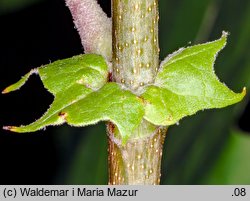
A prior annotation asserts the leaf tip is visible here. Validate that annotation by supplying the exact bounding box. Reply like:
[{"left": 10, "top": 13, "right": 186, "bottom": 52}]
[
  {"left": 222, "top": 31, "right": 229, "bottom": 38},
  {"left": 2, "top": 87, "right": 11, "bottom": 94},
  {"left": 242, "top": 87, "right": 247, "bottom": 96},
  {"left": 2, "top": 69, "right": 37, "bottom": 94},
  {"left": 219, "top": 31, "right": 229, "bottom": 46},
  {"left": 3, "top": 126, "right": 18, "bottom": 132}
]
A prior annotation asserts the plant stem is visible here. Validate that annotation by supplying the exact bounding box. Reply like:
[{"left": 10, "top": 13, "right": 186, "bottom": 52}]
[
  {"left": 112, "top": 0, "right": 159, "bottom": 92},
  {"left": 108, "top": 122, "right": 167, "bottom": 184},
  {"left": 108, "top": 0, "right": 167, "bottom": 185}
]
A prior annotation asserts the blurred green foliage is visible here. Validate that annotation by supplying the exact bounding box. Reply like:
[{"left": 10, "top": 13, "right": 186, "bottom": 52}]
[
  {"left": 4, "top": 0, "right": 249, "bottom": 184},
  {"left": 62, "top": 124, "right": 108, "bottom": 184},
  {"left": 0, "top": 0, "right": 43, "bottom": 15},
  {"left": 203, "top": 129, "right": 250, "bottom": 184}
]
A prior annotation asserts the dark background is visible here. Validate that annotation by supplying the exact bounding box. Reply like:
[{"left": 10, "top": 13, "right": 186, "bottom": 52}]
[{"left": 0, "top": 0, "right": 250, "bottom": 184}]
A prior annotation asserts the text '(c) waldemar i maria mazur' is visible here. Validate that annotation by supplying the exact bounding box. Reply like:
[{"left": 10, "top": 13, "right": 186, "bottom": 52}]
[{"left": 19, "top": 187, "right": 139, "bottom": 197}]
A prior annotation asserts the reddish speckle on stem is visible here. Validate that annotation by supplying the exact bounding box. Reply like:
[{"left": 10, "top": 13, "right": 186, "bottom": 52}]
[
  {"left": 107, "top": 122, "right": 115, "bottom": 134},
  {"left": 108, "top": 72, "right": 113, "bottom": 82}
]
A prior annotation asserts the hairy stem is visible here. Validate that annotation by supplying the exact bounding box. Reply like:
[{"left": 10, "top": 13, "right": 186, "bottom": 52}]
[
  {"left": 66, "top": 0, "right": 112, "bottom": 61},
  {"left": 108, "top": 0, "right": 167, "bottom": 185},
  {"left": 108, "top": 122, "right": 167, "bottom": 184},
  {"left": 112, "top": 0, "right": 159, "bottom": 92}
]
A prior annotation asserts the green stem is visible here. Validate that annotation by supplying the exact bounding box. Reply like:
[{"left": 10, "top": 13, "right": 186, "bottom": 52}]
[
  {"left": 112, "top": 0, "right": 159, "bottom": 92},
  {"left": 108, "top": 0, "right": 167, "bottom": 185}
]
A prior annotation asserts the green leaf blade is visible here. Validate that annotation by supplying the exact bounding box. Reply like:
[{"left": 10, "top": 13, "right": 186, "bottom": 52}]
[
  {"left": 142, "top": 86, "right": 245, "bottom": 126},
  {"left": 3, "top": 54, "right": 108, "bottom": 131},
  {"left": 65, "top": 83, "right": 145, "bottom": 141},
  {"left": 156, "top": 32, "right": 227, "bottom": 88},
  {"left": 6, "top": 85, "right": 93, "bottom": 133},
  {"left": 3, "top": 53, "right": 144, "bottom": 142},
  {"left": 142, "top": 33, "right": 246, "bottom": 126},
  {"left": 39, "top": 54, "right": 108, "bottom": 93},
  {"left": 6, "top": 83, "right": 144, "bottom": 143}
]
